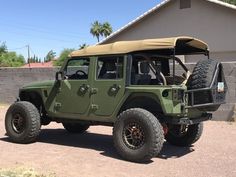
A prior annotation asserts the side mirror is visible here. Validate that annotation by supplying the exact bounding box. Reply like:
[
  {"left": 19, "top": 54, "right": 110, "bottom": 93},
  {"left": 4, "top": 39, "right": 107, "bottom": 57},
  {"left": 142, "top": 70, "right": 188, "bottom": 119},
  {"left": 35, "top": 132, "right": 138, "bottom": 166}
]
[{"left": 55, "top": 71, "right": 63, "bottom": 81}]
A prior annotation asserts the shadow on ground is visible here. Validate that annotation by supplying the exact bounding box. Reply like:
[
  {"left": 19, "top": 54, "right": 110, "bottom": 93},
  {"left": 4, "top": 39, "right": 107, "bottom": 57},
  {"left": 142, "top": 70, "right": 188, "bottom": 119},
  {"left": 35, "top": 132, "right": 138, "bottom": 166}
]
[{"left": 0, "top": 128, "right": 194, "bottom": 162}]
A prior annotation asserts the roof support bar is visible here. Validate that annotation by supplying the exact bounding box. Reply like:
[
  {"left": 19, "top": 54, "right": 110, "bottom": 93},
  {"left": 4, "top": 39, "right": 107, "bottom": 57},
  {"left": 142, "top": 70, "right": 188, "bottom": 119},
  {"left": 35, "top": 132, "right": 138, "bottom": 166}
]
[{"left": 172, "top": 49, "right": 176, "bottom": 85}]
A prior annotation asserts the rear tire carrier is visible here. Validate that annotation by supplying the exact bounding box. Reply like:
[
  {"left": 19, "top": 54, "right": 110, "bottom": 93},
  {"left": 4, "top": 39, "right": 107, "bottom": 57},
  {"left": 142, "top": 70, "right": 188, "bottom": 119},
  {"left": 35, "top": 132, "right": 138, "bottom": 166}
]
[{"left": 187, "top": 59, "right": 227, "bottom": 111}]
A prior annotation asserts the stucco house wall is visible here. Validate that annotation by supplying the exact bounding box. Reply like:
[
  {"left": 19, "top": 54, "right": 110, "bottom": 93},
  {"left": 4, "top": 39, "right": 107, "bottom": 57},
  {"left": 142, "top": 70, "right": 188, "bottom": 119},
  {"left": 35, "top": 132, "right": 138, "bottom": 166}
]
[{"left": 102, "top": 0, "right": 236, "bottom": 63}]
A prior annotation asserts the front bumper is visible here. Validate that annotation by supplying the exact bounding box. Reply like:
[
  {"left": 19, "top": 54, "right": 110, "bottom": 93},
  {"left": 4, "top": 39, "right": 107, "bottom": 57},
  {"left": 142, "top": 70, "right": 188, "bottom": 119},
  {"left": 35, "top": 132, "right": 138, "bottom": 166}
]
[{"left": 163, "top": 113, "right": 212, "bottom": 125}]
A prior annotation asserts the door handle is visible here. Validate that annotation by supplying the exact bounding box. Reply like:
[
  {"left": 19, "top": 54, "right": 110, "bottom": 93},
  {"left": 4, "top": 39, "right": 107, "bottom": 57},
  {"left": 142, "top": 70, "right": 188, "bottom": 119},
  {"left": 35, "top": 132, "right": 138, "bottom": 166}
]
[
  {"left": 78, "top": 84, "right": 90, "bottom": 95},
  {"left": 110, "top": 84, "right": 121, "bottom": 93}
]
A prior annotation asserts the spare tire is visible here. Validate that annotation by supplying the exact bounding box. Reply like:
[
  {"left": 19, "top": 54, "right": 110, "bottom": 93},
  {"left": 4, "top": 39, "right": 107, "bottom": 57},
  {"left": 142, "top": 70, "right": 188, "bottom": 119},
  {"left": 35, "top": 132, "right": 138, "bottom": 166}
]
[
  {"left": 188, "top": 59, "right": 218, "bottom": 89},
  {"left": 187, "top": 59, "right": 220, "bottom": 111}
]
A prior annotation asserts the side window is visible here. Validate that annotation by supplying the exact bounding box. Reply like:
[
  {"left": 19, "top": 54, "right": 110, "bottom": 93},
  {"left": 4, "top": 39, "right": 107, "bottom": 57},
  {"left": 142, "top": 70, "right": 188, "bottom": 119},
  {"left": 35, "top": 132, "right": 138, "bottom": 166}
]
[
  {"left": 97, "top": 56, "right": 124, "bottom": 80},
  {"left": 131, "top": 54, "right": 169, "bottom": 85},
  {"left": 66, "top": 58, "right": 90, "bottom": 80}
]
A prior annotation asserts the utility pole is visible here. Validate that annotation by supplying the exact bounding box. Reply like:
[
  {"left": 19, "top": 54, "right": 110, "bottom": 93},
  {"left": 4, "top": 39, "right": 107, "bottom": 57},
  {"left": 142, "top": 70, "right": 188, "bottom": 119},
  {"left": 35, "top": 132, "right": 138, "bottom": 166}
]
[{"left": 27, "top": 44, "right": 31, "bottom": 68}]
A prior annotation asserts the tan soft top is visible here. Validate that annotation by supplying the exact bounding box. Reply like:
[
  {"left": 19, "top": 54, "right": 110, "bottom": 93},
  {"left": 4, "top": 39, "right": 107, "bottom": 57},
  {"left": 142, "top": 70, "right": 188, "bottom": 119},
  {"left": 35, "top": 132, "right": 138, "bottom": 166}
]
[{"left": 70, "top": 36, "right": 208, "bottom": 57}]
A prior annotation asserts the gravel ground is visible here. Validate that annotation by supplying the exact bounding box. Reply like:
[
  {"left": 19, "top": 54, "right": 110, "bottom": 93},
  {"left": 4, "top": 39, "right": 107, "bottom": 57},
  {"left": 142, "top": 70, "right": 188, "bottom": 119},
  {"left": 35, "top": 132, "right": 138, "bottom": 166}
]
[{"left": 0, "top": 106, "right": 235, "bottom": 177}]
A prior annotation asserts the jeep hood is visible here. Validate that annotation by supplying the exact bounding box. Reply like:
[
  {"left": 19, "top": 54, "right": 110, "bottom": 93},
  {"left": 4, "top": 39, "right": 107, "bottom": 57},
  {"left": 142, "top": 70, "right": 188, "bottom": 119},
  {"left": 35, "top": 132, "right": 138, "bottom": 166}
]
[{"left": 21, "top": 80, "right": 55, "bottom": 89}]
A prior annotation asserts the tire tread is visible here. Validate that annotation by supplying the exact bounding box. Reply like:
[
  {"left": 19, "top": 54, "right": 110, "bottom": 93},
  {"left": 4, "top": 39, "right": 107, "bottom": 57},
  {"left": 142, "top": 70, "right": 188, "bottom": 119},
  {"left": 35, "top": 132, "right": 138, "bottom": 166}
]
[
  {"left": 5, "top": 101, "right": 41, "bottom": 143},
  {"left": 113, "top": 108, "right": 164, "bottom": 162}
]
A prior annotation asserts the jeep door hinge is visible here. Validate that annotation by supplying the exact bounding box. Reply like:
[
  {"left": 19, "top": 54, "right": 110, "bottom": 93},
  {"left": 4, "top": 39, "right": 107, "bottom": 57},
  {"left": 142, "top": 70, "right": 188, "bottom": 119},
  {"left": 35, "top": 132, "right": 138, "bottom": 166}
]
[
  {"left": 54, "top": 102, "right": 62, "bottom": 110},
  {"left": 90, "top": 88, "right": 98, "bottom": 94},
  {"left": 90, "top": 104, "right": 99, "bottom": 110}
]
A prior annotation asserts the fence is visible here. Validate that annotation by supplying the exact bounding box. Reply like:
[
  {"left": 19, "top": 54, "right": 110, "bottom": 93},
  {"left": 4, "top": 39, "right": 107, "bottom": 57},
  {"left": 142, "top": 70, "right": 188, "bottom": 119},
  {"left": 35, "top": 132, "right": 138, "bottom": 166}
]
[{"left": 0, "top": 62, "right": 235, "bottom": 121}]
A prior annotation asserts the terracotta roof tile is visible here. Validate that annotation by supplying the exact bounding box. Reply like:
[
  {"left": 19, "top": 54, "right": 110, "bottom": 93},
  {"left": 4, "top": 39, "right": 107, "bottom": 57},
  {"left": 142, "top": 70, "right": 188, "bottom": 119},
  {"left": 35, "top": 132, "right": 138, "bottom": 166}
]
[{"left": 21, "top": 61, "right": 53, "bottom": 68}]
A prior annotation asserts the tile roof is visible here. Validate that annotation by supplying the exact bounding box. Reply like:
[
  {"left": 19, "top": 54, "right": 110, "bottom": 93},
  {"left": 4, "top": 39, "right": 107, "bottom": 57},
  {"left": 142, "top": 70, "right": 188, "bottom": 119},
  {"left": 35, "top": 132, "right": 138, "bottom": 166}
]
[{"left": 21, "top": 61, "right": 53, "bottom": 68}]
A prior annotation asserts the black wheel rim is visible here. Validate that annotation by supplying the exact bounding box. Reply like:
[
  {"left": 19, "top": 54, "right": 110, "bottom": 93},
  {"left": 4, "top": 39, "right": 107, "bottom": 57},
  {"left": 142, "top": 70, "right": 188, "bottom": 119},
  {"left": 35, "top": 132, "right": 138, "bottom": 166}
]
[
  {"left": 123, "top": 122, "right": 145, "bottom": 149},
  {"left": 11, "top": 113, "right": 26, "bottom": 134}
]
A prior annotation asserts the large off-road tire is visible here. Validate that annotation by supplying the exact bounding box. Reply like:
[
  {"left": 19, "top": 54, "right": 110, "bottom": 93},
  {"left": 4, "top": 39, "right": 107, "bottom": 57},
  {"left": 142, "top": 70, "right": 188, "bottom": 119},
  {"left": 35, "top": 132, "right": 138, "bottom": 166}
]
[
  {"left": 188, "top": 59, "right": 218, "bottom": 89},
  {"left": 113, "top": 108, "right": 164, "bottom": 163},
  {"left": 165, "top": 123, "right": 203, "bottom": 147},
  {"left": 62, "top": 123, "right": 90, "bottom": 133},
  {"left": 187, "top": 59, "right": 220, "bottom": 110},
  {"left": 5, "top": 101, "right": 41, "bottom": 143}
]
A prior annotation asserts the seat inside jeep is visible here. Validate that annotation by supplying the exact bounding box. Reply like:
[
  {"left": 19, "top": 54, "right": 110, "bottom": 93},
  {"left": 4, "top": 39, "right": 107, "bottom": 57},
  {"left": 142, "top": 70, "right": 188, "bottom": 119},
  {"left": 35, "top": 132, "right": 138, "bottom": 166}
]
[
  {"left": 131, "top": 53, "right": 189, "bottom": 86},
  {"left": 97, "top": 56, "right": 123, "bottom": 80}
]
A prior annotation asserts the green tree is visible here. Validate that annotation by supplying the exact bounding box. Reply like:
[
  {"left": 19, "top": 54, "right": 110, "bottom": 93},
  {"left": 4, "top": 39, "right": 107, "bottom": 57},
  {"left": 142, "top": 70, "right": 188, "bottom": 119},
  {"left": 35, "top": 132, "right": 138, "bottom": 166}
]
[
  {"left": 30, "top": 55, "right": 36, "bottom": 63},
  {"left": 29, "top": 55, "right": 41, "bottom": 63},
  {"left": 0, "top": 42, "right": 7, "bottom": 54},
  {"left": 0, "top": 42, "right": 25, "bottom": 67},
  {"left": 53, "top": 48, "right": 74, "bottom": 66},
  {"left": 90, "top": 21, "right": 102, "bottom": 42},
  {"left": 220, "top": 0, "right": 236, "bottom": 5},
  {"left": 79, "top": 43, "right": 89, "bottom": 50},
  {"left": 45, "top": 50, "right": 56, "bottom": 62},
  {"left": 0, "top": 52, "right": 25, "bottom": 67},
  {"left": 101, "top": 22, "right": 113, "bottom": 38},
  {"left": 35, "top": 57, "right": 41, "bottom": 63}
]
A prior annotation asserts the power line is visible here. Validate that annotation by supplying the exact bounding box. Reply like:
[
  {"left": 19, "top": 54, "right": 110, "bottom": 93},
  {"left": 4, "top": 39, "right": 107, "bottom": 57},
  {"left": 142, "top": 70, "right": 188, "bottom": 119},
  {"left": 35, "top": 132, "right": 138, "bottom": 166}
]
[
  {"left": 8, "top": 45, "right": 27, "bottom": 51},
  {"left": 29, "top": 46, "right": 36, "bottom": 57},
  {"left": 1, "top": 30, "right": 80, "bottom": 44},
  {"left": 0, "top": 21, "right": 87, "bottom": 39}
]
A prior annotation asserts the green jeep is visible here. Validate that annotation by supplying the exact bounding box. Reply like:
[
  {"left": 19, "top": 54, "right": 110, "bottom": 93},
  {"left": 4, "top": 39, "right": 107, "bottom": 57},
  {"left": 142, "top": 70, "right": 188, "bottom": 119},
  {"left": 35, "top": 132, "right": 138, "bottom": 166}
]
[{"left": 5, "top": 36, "right": 227, "bottom": 162}]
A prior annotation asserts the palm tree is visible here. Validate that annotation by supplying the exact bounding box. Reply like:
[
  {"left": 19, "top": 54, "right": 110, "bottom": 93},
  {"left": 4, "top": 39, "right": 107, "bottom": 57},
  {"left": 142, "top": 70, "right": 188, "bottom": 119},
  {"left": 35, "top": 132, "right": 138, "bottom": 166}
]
[
  {"left": 101, "top": 22, "right": 113, "bottom": 38},
  {"left": 90, "top": 21, "right": 102, "bottom": 42},
  {"left": 79, "top": 43, "right": 89, "bottom": 50}
]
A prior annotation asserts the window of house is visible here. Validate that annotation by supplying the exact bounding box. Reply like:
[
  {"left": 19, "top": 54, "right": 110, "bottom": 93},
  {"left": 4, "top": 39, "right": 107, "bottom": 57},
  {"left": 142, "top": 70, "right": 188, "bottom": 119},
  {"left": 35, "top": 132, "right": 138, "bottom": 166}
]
[
  {"left": 97, "top": 56, "right": 124, "bottom": 79},
  {"left": 180, "top": 0, "right": 191, "bottom": 9}
]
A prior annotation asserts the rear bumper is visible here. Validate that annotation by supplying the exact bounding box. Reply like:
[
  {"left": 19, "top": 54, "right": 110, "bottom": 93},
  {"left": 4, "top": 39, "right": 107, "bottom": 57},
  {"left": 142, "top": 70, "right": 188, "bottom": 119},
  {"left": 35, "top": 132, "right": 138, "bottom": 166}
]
[{"left": 163, "top": 113, "right": 212, "bottom": 125}]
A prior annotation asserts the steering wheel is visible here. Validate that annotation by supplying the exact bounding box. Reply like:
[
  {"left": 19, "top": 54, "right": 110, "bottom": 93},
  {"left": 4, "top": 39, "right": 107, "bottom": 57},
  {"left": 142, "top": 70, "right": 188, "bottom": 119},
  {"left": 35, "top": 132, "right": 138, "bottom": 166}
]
[
  {"left": 67, "top": 70, "right": 87, "bottom": 80},
  {"left": 75, "top": 70, "right": 87, "bottom": 76}
]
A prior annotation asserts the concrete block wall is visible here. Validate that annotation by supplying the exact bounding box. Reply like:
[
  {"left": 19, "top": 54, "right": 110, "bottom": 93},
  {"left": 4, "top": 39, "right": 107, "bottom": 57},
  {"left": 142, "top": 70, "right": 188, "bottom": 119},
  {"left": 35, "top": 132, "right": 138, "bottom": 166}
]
[
  {"left": 213, "top": 62, "right": 236, "bottom": 121},
  {"left": 0, "top": 62, "right": 235, "bottom": 121},
  {"left": 0, "top": 67, "right": 59, "bottom": 103}
]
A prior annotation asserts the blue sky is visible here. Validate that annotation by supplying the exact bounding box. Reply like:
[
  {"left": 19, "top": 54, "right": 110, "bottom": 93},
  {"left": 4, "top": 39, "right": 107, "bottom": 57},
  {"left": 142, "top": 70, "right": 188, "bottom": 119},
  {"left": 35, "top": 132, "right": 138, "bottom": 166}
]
[{"left": 0, "top": 0, "right": 161, "bottom": 60}]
